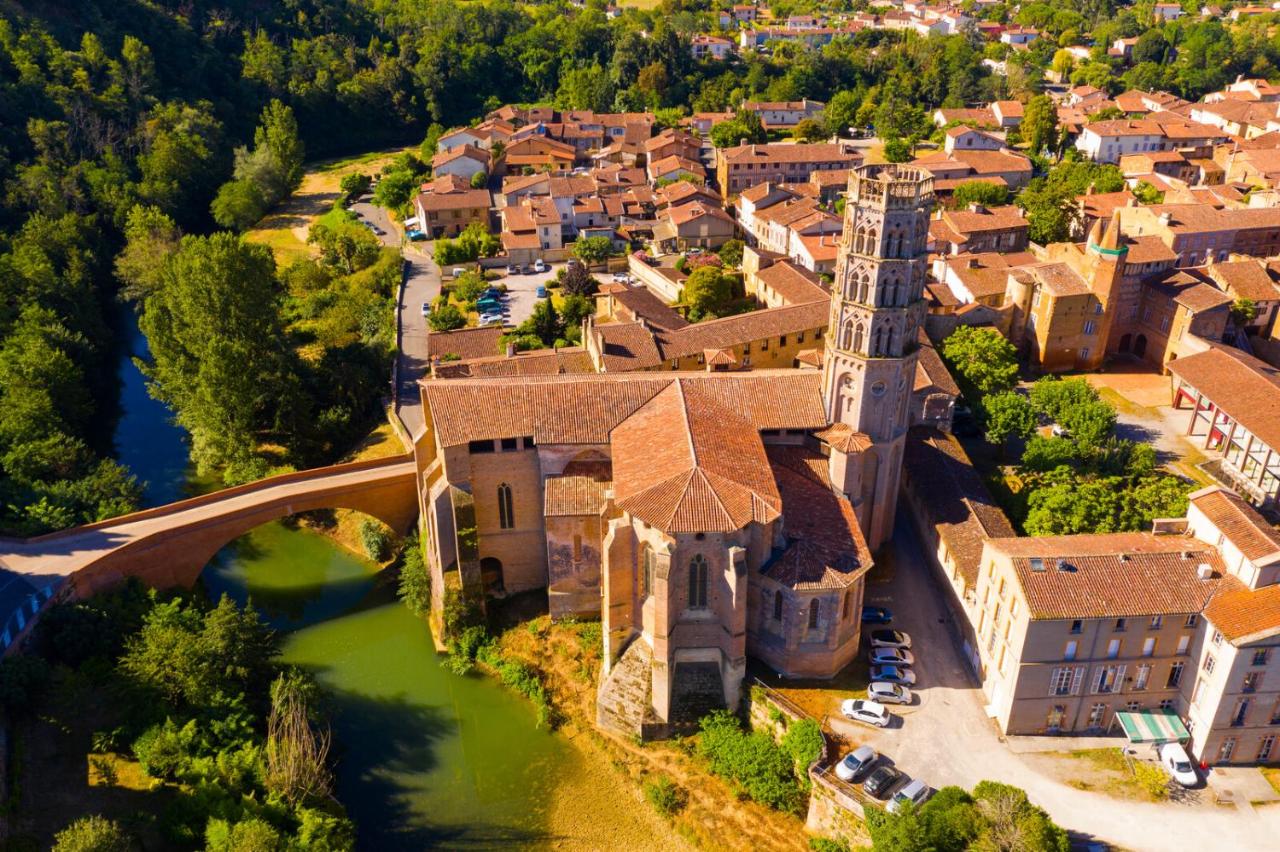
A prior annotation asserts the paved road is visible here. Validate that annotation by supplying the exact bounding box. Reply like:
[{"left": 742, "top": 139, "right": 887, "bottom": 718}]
[
  {"left": 351, "top": 201, "right": 440, "bottom": 437},
  {"left": 828, "top": 512, "right": 1280, "bottom": 851}
]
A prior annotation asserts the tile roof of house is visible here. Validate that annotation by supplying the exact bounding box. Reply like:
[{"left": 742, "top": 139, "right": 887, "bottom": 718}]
[
  {"left": 655, "top": 302, "right": 829, "bottom": 361},
  {"left": 939, "top": 204, "right": 1028, "bottom": 236},
  {"left": 666, "top": 200, "right": 733, "bottom": 226},
  {"left": 914, "top": 328, "right": 960, "bottom": 396},
  {"left": 795, "top": 233, "right": 842, "bottom": 263},
  {"left": 611, "top": 381, "right": 782, "bottom": 533},
  {"left": 1027, "top": 262, "right": 1091, "bottom": 298},
  {"left": 1204, "top": 576, "right": 1280, "bottom": 644},
  {"left": 754, "top": 260, "right": 829, "bottom": 305},
  {"left": 739, "top": 182, "right": 795, "bottom": 204},
  {"left": 1190, "top": 486, "right": 1280, "bottom": 562},
  {"left": 1122, "top": 235, "right": 1178, "bottom": 265},
  {"left": 427, "top": 327, "right": 504, "bottom": 360},
  {"left": 657, "top": 181, "right": 721, "bottom": 207},
  {"left": 432, "top": 346, "right": 594, "bottom": 379},
  {"left": 904, "top": 427, "right": 1015, "bottom": 591},
  {"left": 814, "top": 422, "right": 872, "bottom": 454},
  {"left": 595, "top": 321, "right": 666, "bottom": 371},
  {"left": 433, "top": 144, "right": 490, "bottom": 168},
  {"left": 720, "top": 142, "right": 861, "bottom": 165},
  {"left": 548, "top": 175, "right": 598, "bottom": 197},
  {"left": 649, "top": 155, "right": 706, "bottom": 177},
  {"left": 1208, "top": 259, "right": 1280, "bottom": 302},
  {"left": 1169, "top": 345, "right": 1280, "bottom": 450},
  {"left": 544, "top": 475, "right": 609, "bottom": 517},
  {"left": 987, "top": 532, "right": 1226, "bottom": 619},
  {"left": 501, "top": 172, "right": 551, "bottom": 195},
  {"left": 416, "top": 186, "right": 492, "bottom": 212},
  {"left": 606, "top": 285, "right": 690, "bottom": 333},
  {"left": 762, "top": 448, "right": 872, "bottom": 590}
]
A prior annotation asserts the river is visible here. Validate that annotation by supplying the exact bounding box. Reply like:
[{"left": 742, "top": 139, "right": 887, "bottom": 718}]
[{"left": 111, "top": 315, "right": 659, "bottom": 849}]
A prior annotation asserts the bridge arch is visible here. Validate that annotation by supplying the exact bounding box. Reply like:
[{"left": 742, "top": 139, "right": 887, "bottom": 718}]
[{"left": 0, "top": 454, "right": 420, "bottom": 607}]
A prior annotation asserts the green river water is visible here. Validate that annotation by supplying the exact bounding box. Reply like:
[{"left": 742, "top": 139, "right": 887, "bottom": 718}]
[{"left": 111, "top": 315, "right": 619, "bottom": 850}]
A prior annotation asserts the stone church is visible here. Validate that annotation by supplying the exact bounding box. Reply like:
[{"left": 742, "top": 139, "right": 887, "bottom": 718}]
[{"left": 413, "top": 165, "right": 936, "bottom": 736}]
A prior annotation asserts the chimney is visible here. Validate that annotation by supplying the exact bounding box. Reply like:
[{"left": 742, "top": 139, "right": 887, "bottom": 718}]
[
  {"left": 505, "top": 341, "right": 516, "bottom": 358},
  {"left": 968, "top": 203, "right": 986, "bottom": 214},
  {"left": 966, "top": 257, "right": 979, "bottom": 269},
  {"left": 1197, "top": 563, "right": 1214, "bottom": 580},
  {"left": 1159, "top": 211, "right": 1172, "bottom": 226}
]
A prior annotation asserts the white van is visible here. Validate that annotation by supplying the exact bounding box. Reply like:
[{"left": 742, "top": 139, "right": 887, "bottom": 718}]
[{"left": 451, "top": 267, "right": 466, "bottom": 278}]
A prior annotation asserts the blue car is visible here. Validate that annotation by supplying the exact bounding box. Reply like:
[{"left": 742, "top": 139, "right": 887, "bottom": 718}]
[
  {"left": 536, "top": 285, "right": 548, "bottom": 298},
  {"left": 862, "top": 605, "right": 893, "bottom": 624}
]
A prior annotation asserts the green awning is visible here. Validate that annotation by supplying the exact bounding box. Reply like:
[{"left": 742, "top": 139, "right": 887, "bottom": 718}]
[{"left": 1116, "top": 709, "right": 1190, "bottom": 744}]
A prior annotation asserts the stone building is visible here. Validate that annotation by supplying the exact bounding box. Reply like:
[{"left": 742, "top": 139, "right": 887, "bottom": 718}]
[{"left": 412, "top": 164, "right": 936, "bottom": 737}]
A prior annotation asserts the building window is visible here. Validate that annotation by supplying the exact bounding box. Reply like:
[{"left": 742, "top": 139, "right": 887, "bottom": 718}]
[
  {"left": 1095, "top": 665, "right": 1124, "bottom": 694},
  {"left": 843, "top": 593, "right": 852, "bottom": 620},
  {"left": 1135, "top": 664, "right": 1151, "bottom": 691},
  {"left": 1107, "top": 639, "right": 1121, "bottom": 659},
  {"left": 1159, "top": 699, "right": 1176, "bottom": 712},
  {"left": 501, "top": 437, "right": 518, "bottom": 451},
  {"left": 1115, "top": 618, "right": 1127, "bottom": 632},
  {"left": 1070, "top": 620, "right": 1083, "bottom": 635},
  {"left": 1232, "top": 699, "right": 1250, "bottom": 727},
  {"left": 470, "top": 439, "right": 496, "bottom": 454},
  {"left": 573, "top": 534, "right": 582, "bottom": 561},
  {"left": 1212, "top": 630, "right": 1223, "bottom": 647},
  {"left": 1272, "top": 698, "right": 1280, "bottom": 725},
  {"left": 1083, "top": 320, "right": 1096, "bottom": 335},
  {"left": 497, "top": 483, "right": 515, "bottom": 529},
  {"left": 1167, "top": 662, "right": 1185, "bottom": 689},
  {"left": 1253, "top": 649, "right": 1271, "bottom": 667},
  {"left": 773, "top": 590, "right": 784, "bottom": 621},
  {"left": 688, "top": 555, "right": 709, "bottom": 609},
  {"left": 1244, "top": 672, "right": 1264, "bottom": 693},
  {"left": 809, "top": 598, "right": 821, "bottom": 629},
  {"left": 1193, "top": 677, "right": 1206, "bottom": 705},
  {"left": 1124, "top": 701, "right": 1141, "bottom": 712},
  {"left": 1204, "top": 654, "right": 1216, "bottom": 675},
  {"left": 1065, "top": 641, "right": 1078, "bottom": 661},
  {"left": 1185, "top": 614, "right": 1198, "bottom": 628},
  {"left": 1259, "top": 736, "right": 1276, "bottom": 762},
  {"left": 1219, "top": 738, "right": 1236, "bottom": 762},
  {"left": 1080, "top": 347, "right": 1090, "bottom": 361},
  {"left": 1149, "top": 615, "right": 1163, "bottom": 630},
  {"left": 1142, "top": 637, "right": 1157, "bottom": 657},
  {"left": 1177, "top": 634, "right": 1190, "bottom": 655},
  {"left": 1050, "top": 667, "right": 1075, "bottom": 696},
  {"left": 641, "top": 545, "right": 655, "bottom": 598},
  {"left": 1087, "top": 703, "right": 1107, "bottom": 728}
]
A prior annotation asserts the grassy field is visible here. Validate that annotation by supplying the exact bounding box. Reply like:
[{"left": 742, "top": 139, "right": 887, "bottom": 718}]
[{"left": 245, "top": 144, "right": 417, "bottom": 265}]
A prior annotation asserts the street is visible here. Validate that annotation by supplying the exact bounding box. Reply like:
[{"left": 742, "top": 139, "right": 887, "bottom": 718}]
[{"left": 827, "top": 511, "right": 1280, "bottom": 851}]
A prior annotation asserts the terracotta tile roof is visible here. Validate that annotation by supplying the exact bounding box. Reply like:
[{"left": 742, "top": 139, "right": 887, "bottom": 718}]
[
  {"left": 739, "top": 182, "right": 793, "bottom": 204},
  {"left": 657, "top": 181, "right": 720, "bottom": 207},
  {"left": 914, "top": 329, "right": 960, "bottom": 396},
  {"left": 434, "top": 347, "right": 594, "bottom": 379},
  {"left": 611, "top": 382, "right": 781, "bottom": 533},
  {"left": 1204, "top": 576, "right": 1280, "bottom": 644},
  {"left": 763, "top": 448, "right": 872, "bottom": 590},
  {"left": 544, "top": 475, "right": 609, "bottom": 516},
  {"left": 595, "top": 321, "right": 665, "bottom": 370},
  {"left": 650, "top": 155, "right": 706, "bottom": 177},
  {"left": 501, "top": 173, "right": 551, "bottom": 195},
  {"left": 754, "top": 260, "right": 829, "bottom": 305},
  {"left": 605, "top": 285, "right": 689, "bottom": 333},
  {"left": 940, "top": 205, "right": 1028, "bottom": 235},
  {"left": 654, "top": 301, "right": 828, "bottom": 361},
  {"left": 1208, "top": 259, "right": 1280, "bottom": 302},
  {"left": 904, "top": 427, "right": 1016, "bottom": 591},
  {"left": 795, "top": 233, "right": 841, "bottom": 263},
  {"left": 666, "top": 200, "right": 733, "bottom": 226},
  {"left": 704, "top": 347, "right": 737, "bottom": 366},
  {"left": 422, "top": 371, "right": 826, "bottom": 448},
  {"left": 1190, "top": 486, "right": 1280, "bottom": 563},
  {"left": 720, "top": 142, "right": 861, "bottom": 166},
  {"left": 548, "top": 175, "right": 597, "bottom": 197},
  {"left": 986, "top": 533, "right": 1225, "bottom": 620},
  {"left": 814, "top": 422, "right": 872, "bottom": 453},
  {"left": 1028, "top": 262, "right": 1090, "bottom": 298},
  {"left": 428, "top": 327, "right": 504, "bottom": 360},
  {"left": 1122, "top": 235, "right": 1177, "bottom": 265},
  {"left": 433, "top": 144, "right": 490, "bottom": 168},
  {"left": 416, "top": 187, "right": 491, "bottom": 212}
]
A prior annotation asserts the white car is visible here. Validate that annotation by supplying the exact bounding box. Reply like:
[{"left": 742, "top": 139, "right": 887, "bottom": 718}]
[
  {"left": 887, "top": 778, "right": 930, "bottom": 814},
  {"left": 1158, "top": 742, "right": 1199, "bottom": 787},
  {"left": 868, "top": 682, "right": 912, "bottom": 705},
  {"left": 868, "top": 647, "right": 915, "bottom": 667},
  {"left": 478, "top": 314, "right": 505, "bottom": 327},
  {"left": 533, "top": 259, "right": 548, "bottom": 273},
  {"left": 611, "top": 272, "right": 630, "bottom": 283},
  {"left": 834, "top": 745, "right": 877, "bottom": 782},
  {"left": 840, "top": 698, "right": 890, "bottom": 728},
  {"left": 868, "top": 629, "right": 912, "bottom": 650},
  {"left": 421, "top": 302, "right": 431, "bottom": 316}
]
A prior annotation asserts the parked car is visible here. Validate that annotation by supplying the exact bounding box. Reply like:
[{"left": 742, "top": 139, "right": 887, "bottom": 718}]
[
  {"left": 505, "top": 264, "right": 520, "bottom": 275},
  {"left": 533, "top": 259, "right": 548, "bottom": 273},
  {"left": 834, "top": 745, "right": 877, "bottom": 782},
  {"left": 536, "top": 285, "right": 548, "bottom": 298},
  {"left": 840, "top": 698, "right": 890, "bottom": 728},
  {"left": 452, "top": 267, "right": 466, "bottom": 278},
  {"left": 478, "top": 314, "right": 505, "bottom": 327},
  {"left": 862, "top": 605, "right": 893, "bottom": 624},
  {"left": 1158, "top": 742, "right": 1199, "bottom": 787},
  {"left": 520, "top": 264, "right": 535, "bottom": 275},
  {"left": 687, "top": 247, "right": 703, "bottom": 255},
  {"left": 870, "top": 665, "right": 916, "bottom": 686},
  {"left": 869, "top": 629, "right": 912, "bottom": 650},
  {"left": 612, "top": 272, "right": 630, "bottom": 283},
  {"left": 887, "top": 778, "right": 931, "bottom": 814},
  {"left": 868, "top": 647, "right": 915, "bottom": 667},
  {"left": 863, "top": 765, "right": 904, "bottom": 799},
  {"left": 420, "top": 302, "right": 431, "bottom": 316},
  {"left": 868, "top": 682, "right": 912, "bottom": 706},
  {"left": 406, "top": 229, "right": 426, "bottom": 241}
]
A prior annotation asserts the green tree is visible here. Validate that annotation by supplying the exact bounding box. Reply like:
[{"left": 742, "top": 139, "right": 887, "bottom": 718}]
[
  {"left": 942, "top": 326, "right": 1019, "bottom": 396},
  {"left": 792, "top": 118, "right": 828, "bottom": 143},
  {"left": 972, "top": 780, "right": 1070, "bottom": 852},
  {"left": 205, "top": 818, "right": 284, "bottom": 852},
  {"left": 397, "top": 535, "right": 431, "bottom": 616},
  {"left": 951, "top": 182, "right": 1010, "bottom": 209},
  {"left": 560, "top": 263, "right": 600, "bottom": 297},
  {"left": 1132, "top": 180, "right": 1164, "bottom": 205},
  {"left": 373, "top": 171, "right": 419, "bottom": 210},
  {"left": 573, "top": 236, "right": 615, "bottom": 265},
  {"left": 211, "top": 179, "right": 269, "bottom": 231},
  {"left": 718, "top": 239, "right": 745, "bottom": 268},
  {"left": 882, "top": 137, "right": 912, "bottom": 163},
  {"left": 825, "top": 90, "right": 861, "bottom": 137},
  {"left": 982, "top": 392, "right": 1037, "bottom": 450},
  {"left": 339, "top": 172, "right": 372, "bottom": 201},
  {"left": 308, "top": 209, "right": 382, "bottom": 274},
  {"left": 1230, "top": 298, "right": 1259, "bottom": 327},
  {"left": 469, "top": 170, "right": 488, "bottom": 189},
  {"left": 138, "top": 233, "right": 290, "bottom": 478},
  {"left": 682, "top": 266, "right": 737, "bottom": 321},
  {"left": 52, "top": 815, "right": 131, "bottom": 852},
  {"left": 255, "top": 99, "right": 305, "bottom": 196},
  {"left": 428, "top": 303, "right": 466, "bottom": 332},
  {"left": 1022, "top": 94, "right": 1059, "bottom": 155},
  {"left": 115, "top": 205, "right": 181, "bottom": 302}
]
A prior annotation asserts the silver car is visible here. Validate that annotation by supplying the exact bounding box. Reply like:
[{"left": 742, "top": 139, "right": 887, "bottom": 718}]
[
  {"left": 868, "top": 647, "right": 915, "bottom": 667},
  {"left": 868, "top": 682, "right": 912, "bottom": 705},
  {"left": 869, "top": 629, "right": 912, "bottom": 649},
  {"left": 834, "top": 745, "right": 877, "bottom": 782},
  {"left": 887, "top": 778, "right": 931, "bottom": 814}
]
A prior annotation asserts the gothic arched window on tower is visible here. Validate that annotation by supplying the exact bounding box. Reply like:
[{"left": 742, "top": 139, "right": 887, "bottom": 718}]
[
  {"left": 872, "top": 325, "right": 885, "bottom": 356},
  {"left": 689, "top": 554, "right": 709, "bottom": 609},
  {"left": 808, "top": 598, "right": 820, "bottom": 629},
  {"left": 773, "top": 590, "right": 784, "bottom": 621},
  {"left": 853, "top": 323, "right": 865, "bottom": 352},
  {"left": 497, "top": 483, "right": 514, "bottom": 529},
  {"left": 856, "top": 272, "right": 869, "bottom": 303},
  {"left": 855, "top": 226, "right": 868, "bottom": 254},
  {"left": 640, "top": 544, "right": 655, "bottom": 597},
  {"left": 841, "top": 319, "right": 855, "bottom": 350}
]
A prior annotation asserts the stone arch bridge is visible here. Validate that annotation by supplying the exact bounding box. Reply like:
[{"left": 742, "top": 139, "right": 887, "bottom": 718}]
[{"left": 0, "top": 454, "right": 419, "bottom": 646}]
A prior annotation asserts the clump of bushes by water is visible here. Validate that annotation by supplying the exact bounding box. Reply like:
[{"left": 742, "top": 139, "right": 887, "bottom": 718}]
[
  {"left": 643, "top": 775, "right": 687, "bottom": 816},
  {"left": 396, "top": 533, "right": 430, "bottom": 617},
  {"left": 695, "top": 710, "right": 806, "bottom": 814},
  {"left": 358, "top": 518, "right": 392, "bottom": 561},
  {"left": 26, "top": 580, "right": 355, "bottom": 850}
]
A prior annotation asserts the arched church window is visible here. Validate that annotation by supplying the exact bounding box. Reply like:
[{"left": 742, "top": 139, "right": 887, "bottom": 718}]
[
  {"left": 497, "top": 483, "right": 514, "bottom": 529},
  {"left": 852, "top": 323, "right": 865, "bottom": 352},
  {"left": 855, "top": 273, "right": 869, "bottom": 304},
  {"left": 872, "top": 326, "right": 884, "bottom": 356},
  {"left": 842, "top": 593, "right": 852, "bottom": 620},
  {"left": 689, "top": 555, "right": 709, "bottom": 609},
  {"left": 773, "top": 590, "right": 784, "bottom": 621},
  {"left": 641, "top": 544, "right": 655, "bottom": 597},
  {"left": 808, "top": 598, "right": 820, "bottom": 629},
  {"left": 840, "top": 319, "right": 855, "bottom": 350}
]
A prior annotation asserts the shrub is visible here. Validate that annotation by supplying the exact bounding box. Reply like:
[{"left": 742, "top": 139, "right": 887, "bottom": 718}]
[
  {"left": 52, "top": 815, "right": 131, "bottom": 852},
  {"left": 428, "top": 303, "right": 466, "bottom": 332},
  {"left": 696, "top": 710, "right": 803, "bottom": 813},
  {"left": 1133, "top": 760, "right": 1170, "bottom": 800},
  {"left": 133, "top": 718, "right": 199, "bottom": 780},
  {"left": 644, "top": 775, "right": 687, "bottom": 815},
  {"left": 358, "top": 518, "right": 392, "bottom": 561},
  {"left": 780, "top": 717, "right": 825, "bottom": 776},
  {"left": 397, "top": 535, "right": 430, "bottom": 617},
  {"left": 204, "top": 817, "right": 284, "bottom": 852},
  {"left": 809, "top": 839, "right": 851, "bottom": 852}
]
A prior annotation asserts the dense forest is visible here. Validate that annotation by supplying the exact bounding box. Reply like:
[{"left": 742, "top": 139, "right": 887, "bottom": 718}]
[{"left": 4, "top": 0, "right": 1280, "bottom": 535}]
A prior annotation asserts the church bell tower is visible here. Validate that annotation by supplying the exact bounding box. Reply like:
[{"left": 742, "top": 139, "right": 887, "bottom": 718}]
[{"left": 821, "top": 164, "right": 934, "bottom": 550}]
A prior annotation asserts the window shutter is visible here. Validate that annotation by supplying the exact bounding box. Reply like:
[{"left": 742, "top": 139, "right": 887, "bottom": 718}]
[
  {"left": 1115, "top": 665, "right": 1126, "bottom": 694},
  {"left": 1071, "top": 667, "right": 1085, "bottom": 696}
]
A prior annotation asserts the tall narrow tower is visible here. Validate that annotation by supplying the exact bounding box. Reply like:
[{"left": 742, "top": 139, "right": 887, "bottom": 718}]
[{"left": 821, "top": 164, "right": 934, "bottom": 550}]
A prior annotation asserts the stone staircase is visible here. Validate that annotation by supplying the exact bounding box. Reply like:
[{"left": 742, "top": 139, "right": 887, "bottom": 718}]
[
  {"left": 596, "top": 639, "right": 653, "bottom": 738},
  {"left": 669, "top": 662, "right": 726, "bottom": 730}
]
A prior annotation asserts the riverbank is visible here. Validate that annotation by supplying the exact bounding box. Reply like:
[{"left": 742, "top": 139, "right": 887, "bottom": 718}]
[{"left": 483, "top": 607, "right": 811, "bottom": 852}]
